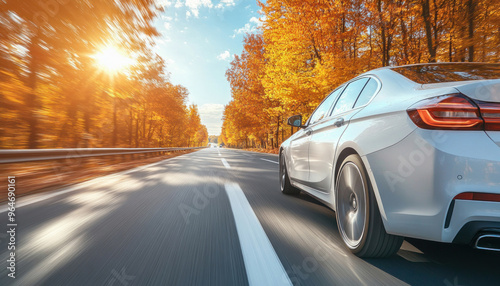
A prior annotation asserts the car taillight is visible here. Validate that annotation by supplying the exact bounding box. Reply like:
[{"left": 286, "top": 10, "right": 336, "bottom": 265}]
[
  {"left": 454, "top": 192, "right": 500, "bottom": 202},
  {"left": 407, "top": 94, "right": 484, "bottom": 130},
  {"left": 475, "top": 101, "right": 500, "bottom": 131}
]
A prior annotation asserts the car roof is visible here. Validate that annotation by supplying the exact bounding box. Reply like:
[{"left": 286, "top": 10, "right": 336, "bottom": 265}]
[
  {"left": 358, "top": 62, "right": 500, "bottom": 83},
  {"left": 367, "top": 62, "right": 500, "bottom": 72}
]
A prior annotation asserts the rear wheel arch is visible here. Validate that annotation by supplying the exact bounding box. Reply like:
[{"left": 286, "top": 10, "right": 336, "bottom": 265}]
[
  {"left": 334, "top": 146, "right": 390, "bottom": 235},
  {"left": 280, "top": 148, "right": 300, "bottom": 195},
  {"left": 335, "top": 153, "right": 403, "bottom": 257},
  {"left": 279, "top": 147, "right": 286, "bottom": 172},
  {"left": 334, "top": 147, "right": 358, "bottom": 186}
]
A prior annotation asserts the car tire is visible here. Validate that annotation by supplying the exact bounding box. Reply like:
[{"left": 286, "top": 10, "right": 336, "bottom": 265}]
[
  {"left": 280, "top": 151, "right": 300, "bottom": 195},
  {"left": 335, "top": 154, "right": 403, "bottom": 257}
]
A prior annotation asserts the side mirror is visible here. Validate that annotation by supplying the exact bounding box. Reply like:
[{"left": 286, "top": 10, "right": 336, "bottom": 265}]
[{"left": 287, "top": 115, "right": 305, "bottom": 128}]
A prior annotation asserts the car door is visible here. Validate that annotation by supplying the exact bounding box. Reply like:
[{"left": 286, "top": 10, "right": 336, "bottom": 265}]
[
  {"left": 307, "top": 77, "right": 374, "bottom": 192},
  {"left": 288, "top": 127, "right": 310, "bottom": 182},
  {"left": 288, "top": 89, "right": 339, "bottom": 183}
]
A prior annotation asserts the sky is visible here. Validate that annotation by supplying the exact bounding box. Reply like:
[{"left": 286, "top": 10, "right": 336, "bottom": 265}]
[{"left": 153, "top": 0, "right": 264, "bottom": 135}]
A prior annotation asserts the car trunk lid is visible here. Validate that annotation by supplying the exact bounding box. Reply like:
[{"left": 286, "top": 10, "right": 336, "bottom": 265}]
[{"left": 454, "top": 79, "right": 500, "bottom": 147}]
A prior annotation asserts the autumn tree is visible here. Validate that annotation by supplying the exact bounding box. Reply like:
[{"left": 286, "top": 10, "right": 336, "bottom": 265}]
[
  {"left": 0, "top": 1, "right": 208, "bottom": 149},
  {"left": 223, "top": 0, "right": 499, "bottom": 149}
]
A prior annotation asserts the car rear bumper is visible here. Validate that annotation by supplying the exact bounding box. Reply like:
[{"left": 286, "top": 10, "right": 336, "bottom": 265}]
[{"left": 365, "top": 128, "right": 500, "bottom": 244}]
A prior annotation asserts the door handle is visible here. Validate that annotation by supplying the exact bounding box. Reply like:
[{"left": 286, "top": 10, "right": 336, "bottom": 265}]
[
  {"left": 305, "top": 129, "right": 312, "bottom": 136},
  {"left": 334, "top": 118, "right": 344, "bottom": 127}
]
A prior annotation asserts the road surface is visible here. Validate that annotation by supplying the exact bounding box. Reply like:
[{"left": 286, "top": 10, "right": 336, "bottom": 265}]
[{"left": 1, "top": 148, "right": 499, "bottom": 285}]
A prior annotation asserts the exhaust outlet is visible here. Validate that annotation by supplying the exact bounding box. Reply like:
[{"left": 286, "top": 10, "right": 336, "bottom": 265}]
[{"left": 474, "top": 234, "right": 500, "bottom": 251}]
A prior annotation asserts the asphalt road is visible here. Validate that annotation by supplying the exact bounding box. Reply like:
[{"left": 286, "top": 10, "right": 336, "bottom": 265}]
[{"left": 1, "top": 148, "right": 499, "bottom": 286}]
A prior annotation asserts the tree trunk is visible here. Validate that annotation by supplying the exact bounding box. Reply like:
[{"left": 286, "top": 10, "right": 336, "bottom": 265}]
[
  {"left": 135, "top": 115, "right": 139, "bottom": 147},
  {"left": 84, "top": 96, "right": 91, "bottom": 148},
  {"left": 158, "top": 125, "right": 163, "bottom": 147},
  {"left": 112, "top": 97, "right": 117, "bottom": 147},
  {"left": 26, "top": 34, "right": 41, "bottom": 148},
  {"left": 128, "top": 109, "right": 133, "bottom": 147},
  {"left": 368, "top": 28, "right": 373, "bottom": 69},
  {"left": 420, "top": 0, "right": 437, "bottom": 62},
  {"left": 467, "top": 0, "right": 476, "bottom": 62},
  {"left": 401, "top": 16, "right": 409, "bottom": 64},
  {"left": 449, "top": 0, "right": 456, "bottom": 62},
  {"left": 377, "top": 0, "right": 391, "bottom": 66},
  {"left": 142, "top": 109, "right": 146, "bottom": 146},
  {"left": 281, "top": 118, "right": 284, "bottom": 143},
  {"left": 341, "top": 12, "right": 346, "bottom": 53},
  {"left": 275, "top": 116, "right": 280, "bottom": 148}
]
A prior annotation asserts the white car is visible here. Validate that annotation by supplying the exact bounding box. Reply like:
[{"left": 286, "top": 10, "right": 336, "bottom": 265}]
[{"left": 279, "top": 63, "right": 500, "bottom": 257}]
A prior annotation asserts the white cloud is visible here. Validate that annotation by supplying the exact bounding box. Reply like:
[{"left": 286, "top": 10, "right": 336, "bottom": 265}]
[
  {"left": 198, "top": 103, "right": 224, "bottom": 135},
  {"left": 170, "top": 0, "right": 222, "bottom": 18},
  {"left": 249, "top": 16, "right": 262, "bottom": 25},
  {"left": 157, "top": 36, "right": 172, "bottom": 44},
  {"left": 185, "top": 0, "right": 213, "bottom": 17},
  {"left": 156, "top": 0, "right": 173, "bottom": 8},
  {"left": 217, "top": 50, "right": 231, "bottom": 61},
  {"left": 215, "top": 0, "right": 235, "bottom": 9},
  {"left": 233, "top": 23, "right": 257, "bottom": 37},
  {"left": 164, "top": 22, "right": 171, "bottom": 30},
  {"left": 186, "top": 0, "right": 214, "bottom": 9},
  {"left": 199, "top": 103, "right": 224, "bottom": 119},
  {"left": 232, "top": 16, "right": 264, "bottom": 38}
]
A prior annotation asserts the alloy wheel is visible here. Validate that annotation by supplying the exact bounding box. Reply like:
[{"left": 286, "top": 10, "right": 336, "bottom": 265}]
[{"left": 336, "top": 162, "right": 367, "bottom": 249}]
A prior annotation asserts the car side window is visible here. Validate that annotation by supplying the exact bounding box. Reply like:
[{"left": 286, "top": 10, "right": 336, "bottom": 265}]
[
  {"left": 353, "top": 78, "right": 379, "bottom": 108},
  {"left": 331, "top": 78, "right": 369, "bottom": 116},
  {"left": 308, "top": 87, "right": 344, "bottom": 125}
]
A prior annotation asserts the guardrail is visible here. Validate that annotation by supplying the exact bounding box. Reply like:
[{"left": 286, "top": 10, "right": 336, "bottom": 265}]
[{"left": 0, "top": 147, "right": 204, "bottom": 164}]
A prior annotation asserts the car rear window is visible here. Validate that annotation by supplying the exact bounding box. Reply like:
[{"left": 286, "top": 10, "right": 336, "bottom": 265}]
[{"left": 391, "top": 63, "right": 500, "bottom": 84}]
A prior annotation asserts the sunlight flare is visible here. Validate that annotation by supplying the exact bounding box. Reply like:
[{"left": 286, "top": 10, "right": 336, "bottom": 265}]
[{"left": 93, "top": 45, "right": 134, "bottom": 73}]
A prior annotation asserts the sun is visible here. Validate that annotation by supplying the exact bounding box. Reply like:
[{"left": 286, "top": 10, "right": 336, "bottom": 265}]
[{"left": 93, "top": 45, "right": 134, "bottom": 73}]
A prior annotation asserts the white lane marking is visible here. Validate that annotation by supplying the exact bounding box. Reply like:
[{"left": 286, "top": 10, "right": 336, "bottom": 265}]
[
  {"left": 225, "top": 182, "right": 292, "bottom": 286},
  {"left": 260, "top": 158, "right": 279, "bottom": 164},
  {"left": 0, "top": 151, "right": 196, "bottom": 213},
  {"left": 218, "top": 148, "right": 221, "bottom": 156},
  {"left": 221, "top": 158, "right": 231, "bottom": 169}
]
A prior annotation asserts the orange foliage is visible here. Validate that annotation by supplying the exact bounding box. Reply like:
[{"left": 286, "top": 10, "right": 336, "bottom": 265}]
[
  {"left": 222, "top": 0, "right": 499, "bottom": 148},
  {"left": 0, "top": 1, "right": 208, "bottom": 149}
]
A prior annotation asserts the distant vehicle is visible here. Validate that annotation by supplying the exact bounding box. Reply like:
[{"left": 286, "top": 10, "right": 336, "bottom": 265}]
[
  {"left": 279, "top": 63, "right": 500, "bottom": 257},
  {"left": 219, "top": 143, "right": 224, "bottom": 148}
]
